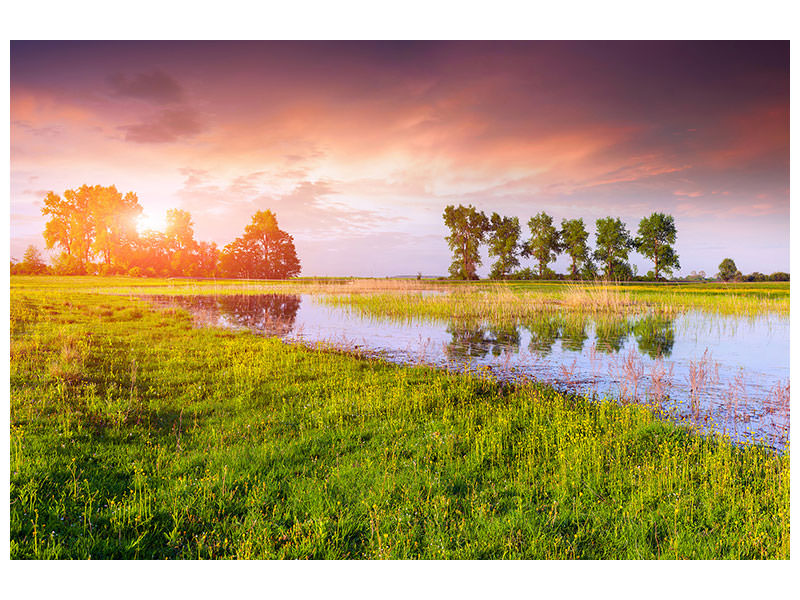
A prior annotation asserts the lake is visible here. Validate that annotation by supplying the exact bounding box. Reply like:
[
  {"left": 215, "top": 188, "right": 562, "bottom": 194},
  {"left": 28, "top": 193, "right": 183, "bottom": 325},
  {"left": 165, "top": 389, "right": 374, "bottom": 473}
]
[{"left": 144, "top": 293, "right": 790, "bottom": 450}]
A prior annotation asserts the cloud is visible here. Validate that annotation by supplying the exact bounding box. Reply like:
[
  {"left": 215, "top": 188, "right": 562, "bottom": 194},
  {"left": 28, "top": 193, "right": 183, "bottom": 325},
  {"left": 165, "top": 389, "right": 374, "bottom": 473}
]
[
  {"left": 108, "top": 70, "right": 184, "bottom": 104},
  {"left": 730, "top": 203, "right": 777, "bottom": 217},
  {"left": 12, "top": 120, "right": 61, "bottom": 137},
  {"left": 120, "top": 108, "right": 205, "bottom": 143}
]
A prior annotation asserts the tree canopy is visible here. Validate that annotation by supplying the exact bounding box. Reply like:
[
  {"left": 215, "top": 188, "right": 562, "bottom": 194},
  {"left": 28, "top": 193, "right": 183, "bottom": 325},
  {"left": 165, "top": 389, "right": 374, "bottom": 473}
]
[
  {"left": 635, "top": 212, "right": 680, "bottom": 279},
  {"left": 221, "top": 210, "right": 301, "bottom": 279},
  {"left": 524, "top": 212, "right": 561, "bottom": 279},
  {"left": 560, "top": 218, "right": 593, "bottom": 280},
  {"left": 718, "top": 258, "right": 739, "bottom": 281},
  {"left": 443, "top": 204, "right": 490, "bottom": 280},
  {"left": 34, "top": 184, "right": 300, "bottom": 278},
  {"left": 487, "top": 213, "right": 521, "bottom": 280},
  {"left": 594, "top": 217, "right": 634, "bottom": 280}
]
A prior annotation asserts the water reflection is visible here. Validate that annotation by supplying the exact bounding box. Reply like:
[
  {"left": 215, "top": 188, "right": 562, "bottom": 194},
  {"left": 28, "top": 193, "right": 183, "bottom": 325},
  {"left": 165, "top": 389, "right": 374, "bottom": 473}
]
[
  {"left": 595, "top": 320, "right": 632, "bottom": 354},
  {"left": 527, "top": 318, "right": 561, "bottom": 355},
  {"left": 148, "top": 294, "right": 301, "bottom": 335},
  {"left": 444, "top": 323, "right": 493, "bottom": 360},
  {"left": 633, "top": 315, "right": 675, "bottom": 359},
  {"left": 443, "top": 323, "right": 522, "bottom": 360},
  {"left": 560, "top": 318, "right": 589, "bottom": 352},
  {"left": 487, "top": 325, "right": 521, "bottom": 356}
]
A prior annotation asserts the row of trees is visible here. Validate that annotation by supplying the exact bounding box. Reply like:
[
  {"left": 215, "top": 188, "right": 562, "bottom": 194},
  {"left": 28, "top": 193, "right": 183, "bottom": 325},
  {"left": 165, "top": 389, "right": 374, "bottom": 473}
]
[
  {"left": 443, "top": 205, "right": 680, "bottom": 281},
  {"left": 10, "top": 184, "right": 301, "bottom": 278},
  {"left": 716, "top": 258, "right": 789, "bottom": 282}
]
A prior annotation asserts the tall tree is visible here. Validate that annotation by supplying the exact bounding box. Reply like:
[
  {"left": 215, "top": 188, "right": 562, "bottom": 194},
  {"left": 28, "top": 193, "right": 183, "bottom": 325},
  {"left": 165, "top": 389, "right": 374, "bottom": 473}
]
[
  {"left": 594, "top": 217, "right": 634, "bottom": 279},
  {"left": 487, "top": 213, "right": 521, "bottom": 280},
  {"left": 195, "top": 241, "right": 220, "bottom": 277},
  {"left": 635, "top": 212, "right": 680, "bottom": 280},
  {"left": 165, "top": 209, "right": 199, "bottom": 275},
  {"left": 221, "top": 210, "right": 301, "bottom": 279},
  {"left": 524, "top": 211, "right": 561, "bottom": 279},
  {"left": 42, "top": 184, "right": 142, "bottom": 274},
  {"left": 442, "top": 204, "right": 490, "bottom": 280},
  {"left": 718, "top": 258, "right": 739, "bottom": 281},
  {"left": 560, "top": 218, "right": 593, "bottom": 280},
  {"left": 91, "top": 186, "right": 142, "bottom": 272},
  {"left": 42, "top": 186, "right": 95, "bottom": 273}
]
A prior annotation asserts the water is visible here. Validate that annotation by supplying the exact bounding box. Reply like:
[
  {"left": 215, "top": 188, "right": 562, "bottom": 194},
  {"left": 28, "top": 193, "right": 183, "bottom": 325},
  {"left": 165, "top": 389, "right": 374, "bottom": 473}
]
[{"left": 144, "top": 293, "right": 790, "bottom": 450}]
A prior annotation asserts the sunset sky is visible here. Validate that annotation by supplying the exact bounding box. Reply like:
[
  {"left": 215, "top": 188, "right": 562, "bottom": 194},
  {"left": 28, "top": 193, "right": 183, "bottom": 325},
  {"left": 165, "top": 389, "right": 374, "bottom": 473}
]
[{"left": 10, "top": 40, "right": 789, "bottom": 276}]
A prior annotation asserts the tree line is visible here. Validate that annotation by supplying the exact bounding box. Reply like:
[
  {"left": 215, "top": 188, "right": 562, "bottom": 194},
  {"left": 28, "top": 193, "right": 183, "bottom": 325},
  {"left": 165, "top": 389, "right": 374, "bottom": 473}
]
[
  {"left": 10, "top": 184, "right": 301, "bottom": 278},
  {"left": 443, "top": 205, "right": 680, "bottom": 281},
  {"left": 716, "top": 258, "right": 788, "bottom": 283}
]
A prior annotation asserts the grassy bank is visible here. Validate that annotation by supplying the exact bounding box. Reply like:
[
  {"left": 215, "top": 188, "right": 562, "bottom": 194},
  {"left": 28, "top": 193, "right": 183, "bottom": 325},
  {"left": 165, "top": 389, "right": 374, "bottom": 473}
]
[
  {"left": 10, "top": 284, "right": 789, "bottom": 559},
  {"left": 11, "top": 276, "right": 789, "bottom": 318}
]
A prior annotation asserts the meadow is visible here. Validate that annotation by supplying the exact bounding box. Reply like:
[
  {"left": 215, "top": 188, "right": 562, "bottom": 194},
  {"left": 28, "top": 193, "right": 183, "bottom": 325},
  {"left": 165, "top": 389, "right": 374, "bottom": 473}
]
[{"left": 9, "top": 277, "right": 790, "bottom": 559}]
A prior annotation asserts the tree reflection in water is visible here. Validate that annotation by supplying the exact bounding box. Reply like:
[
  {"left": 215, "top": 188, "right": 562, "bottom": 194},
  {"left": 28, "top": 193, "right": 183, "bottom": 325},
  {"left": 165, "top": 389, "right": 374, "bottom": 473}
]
[
  {"left": 632, "top": 315, "right": 675, "bottom": 359},
  {"left": 148, "top": 294, "right": 301, "bottom": 336},
  {"left": 560, "top": 317, "right": 589, "bottom": 352},
  {"left": 594, "top": 319, "right": 631, "bottom": 354},
  {"left": 526, "top": 318, "right": 561, "bottom": 355},
  {"left": 444, "top": 322, "right": 493, "bottom": 360},
  {"left": 487, "top": 325, "right": 521, "bottom": 356}
]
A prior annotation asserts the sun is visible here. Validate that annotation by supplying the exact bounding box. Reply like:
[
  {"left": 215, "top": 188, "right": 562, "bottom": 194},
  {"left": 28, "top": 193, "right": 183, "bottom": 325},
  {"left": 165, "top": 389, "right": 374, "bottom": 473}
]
[{"left": 137, "top": 210, "right": 168, "bottom": 233}]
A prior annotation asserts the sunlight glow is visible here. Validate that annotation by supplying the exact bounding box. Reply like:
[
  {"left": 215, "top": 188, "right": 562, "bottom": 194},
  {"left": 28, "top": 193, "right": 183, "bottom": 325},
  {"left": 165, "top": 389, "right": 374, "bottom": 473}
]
[{"left": 137, "top": 211, "right": 168, "bottom": 233}]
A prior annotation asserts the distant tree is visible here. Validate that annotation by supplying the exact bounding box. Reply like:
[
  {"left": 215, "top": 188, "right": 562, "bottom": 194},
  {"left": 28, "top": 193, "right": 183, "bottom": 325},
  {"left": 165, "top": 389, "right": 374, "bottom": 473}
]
[
  {"left": 635, "top": 213, "right": 680, "bottom": 280},
  {"left": 560, "top": 218, "right": 593, "bottom": 280},
  {"left": 509, "top": 267, "right": 536, "bottom": 280},
  {"left": 128, "top": 231, "right": 168, "bottom": 276},
  {"left": 487, "top": 213, "right": 521, "bottom": 280},
  {"left": 718, "top": 258, "right": 739, "bottom": 281},
  {"left": 221, "top": 210, "right": 301, "bottom": 279},
  {"left": 442, "top": 204, "right": 490, "bottom": 280},
  {"left": 523, "top": 211, "right": 561, "bottom": 279},
  {"left": 22, "top": 245, "right": 49, "bottom": 274},
  {"left": 165, "top": 209, "right": 199, "bottom": 275},
  {"left": 195, "top": 241, "right": 220, "bottom": 277},
  {"left": 769, "top": 272, "right": 789, "bottom": 282},
  {"left": 91, "top": 186, "right": 142, "bottom": 271},
  {"left": 744, "top": 272, "right": 767, "bottom": 283},
  {"left": 10, "top": 245, "right": 49, "bottom": 275},
  {"left": 594, "top": 217, "right": 634, "bottom": 279}
]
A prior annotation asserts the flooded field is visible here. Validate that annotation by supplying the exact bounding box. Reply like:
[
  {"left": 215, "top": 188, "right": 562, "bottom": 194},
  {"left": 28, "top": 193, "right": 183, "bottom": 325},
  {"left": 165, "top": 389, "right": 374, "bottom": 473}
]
[{"left": 145, "top": 293, "right": 790, "bottom": 450}]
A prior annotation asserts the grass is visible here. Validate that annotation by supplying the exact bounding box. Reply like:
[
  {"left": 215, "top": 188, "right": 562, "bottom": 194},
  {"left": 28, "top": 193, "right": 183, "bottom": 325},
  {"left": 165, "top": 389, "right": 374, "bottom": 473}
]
[
  {"left": 9, "top": 279, "right": 790, "bottom": 559},
  {"left": 11, "top": 276, "right": 789, "bottom": 318}
]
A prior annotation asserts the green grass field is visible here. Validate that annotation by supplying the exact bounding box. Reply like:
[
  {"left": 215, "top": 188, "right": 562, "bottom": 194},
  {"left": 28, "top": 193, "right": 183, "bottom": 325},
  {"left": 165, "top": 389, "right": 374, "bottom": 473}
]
[{"left": 9, "top": 277, "right": 789, "bottom": 559}]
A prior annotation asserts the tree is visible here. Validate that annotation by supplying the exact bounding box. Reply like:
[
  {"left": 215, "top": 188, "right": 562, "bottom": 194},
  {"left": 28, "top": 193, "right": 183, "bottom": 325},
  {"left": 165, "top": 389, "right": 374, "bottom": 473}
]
[
  {"left": 91, "top": 186, "right": 142, "bottom": 271},
  {"left": 594, "top": 217, "right": 634, "bottom": 279},
  {"left": 10, "top": 245, "right": 49, "bottom": 275},
  {"left": 165, "top": 209, "right": 199, "bottom": 275},
  {"left": 42, "top": 184, "right": 142, "bottom": 274},
  {"left": 523, "top": 212, "right": 561, "bottom": 279},
  {"left": 42, "top": 187, "right": 95, "bottom": 273},
  {"left": 487, "top": 213, "right": 521, "bottom": 280},
  {"left": 442, "top": 204, "right": 490, "bottom": 280},
  {"left": 195, "top": 241, "right": 220, "bottom": 277},
  {"left": 560, "top": 218, "right": 593, "bottom": 280},
  {"left": 221, "top": 210, "right": 301, "bottom": 279},
  {"left": 718, "top": 258, "right": 739, "bottom": 281},
  {"left": 635, "top": 212, "right": 680, "bottom": 280}
]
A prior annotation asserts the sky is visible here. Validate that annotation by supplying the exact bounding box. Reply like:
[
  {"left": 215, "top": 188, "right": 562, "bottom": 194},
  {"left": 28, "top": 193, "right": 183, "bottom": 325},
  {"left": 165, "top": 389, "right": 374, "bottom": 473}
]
[{"left": 9, "top": 40, "right": 790, "bottom": 277}]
